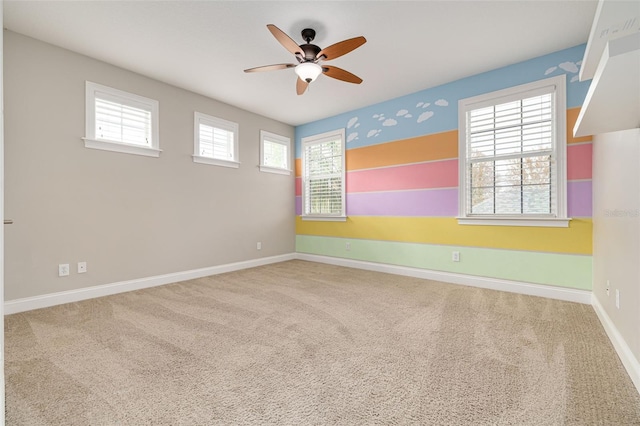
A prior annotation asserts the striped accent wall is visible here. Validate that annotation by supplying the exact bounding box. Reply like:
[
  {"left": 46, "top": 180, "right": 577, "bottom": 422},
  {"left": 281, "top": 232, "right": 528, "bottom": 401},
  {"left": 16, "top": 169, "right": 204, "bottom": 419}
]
[{"left": 295, "top": 44, "right": 592, "bottom": 291}]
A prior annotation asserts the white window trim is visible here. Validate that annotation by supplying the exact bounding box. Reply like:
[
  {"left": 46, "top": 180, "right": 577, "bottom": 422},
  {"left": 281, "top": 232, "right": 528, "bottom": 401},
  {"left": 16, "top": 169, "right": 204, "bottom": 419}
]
[
  {"left": 301, "top": 128, "right": 347, "bottom": 221},
  {"left": 83, "top": 81, "right": 161, "bottom": 158},
  {"left": 457, "top": 75, "right": 569, "bottom": 228},
  {"left": 259, "top": 130, "right": 292, "bottom": 175},
  {"left": 193, "top": 112, "right": 240, "bottom": 168}
]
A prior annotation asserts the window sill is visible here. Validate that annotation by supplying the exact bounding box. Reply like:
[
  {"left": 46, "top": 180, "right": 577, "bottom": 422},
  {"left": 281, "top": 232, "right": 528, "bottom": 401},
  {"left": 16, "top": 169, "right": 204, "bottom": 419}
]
[
  {"left": 83, "top": 138, "right": 161, "bottom": 158},
  {"left": 259, "top": 165, "right": 291, "bottom": 175},
  {"left": 457, "top": 216, "right": 571, "bottom": 228},
  {"left": 193, "top": 155, "right": 240, "bottom": 168},
  {"left": 302, "top": 215, "right": 347, "bottom": 222}
]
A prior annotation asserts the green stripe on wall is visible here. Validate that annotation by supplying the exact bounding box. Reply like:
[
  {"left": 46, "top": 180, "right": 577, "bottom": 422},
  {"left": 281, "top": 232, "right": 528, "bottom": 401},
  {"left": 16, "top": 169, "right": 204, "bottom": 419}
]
[{"left": 296, "top": 235, "right": 592, "bottom": 290}]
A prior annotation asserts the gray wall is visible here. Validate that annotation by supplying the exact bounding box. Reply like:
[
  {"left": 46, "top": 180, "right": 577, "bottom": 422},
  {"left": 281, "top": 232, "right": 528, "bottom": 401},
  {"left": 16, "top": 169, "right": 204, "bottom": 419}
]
[
  {"left": 592, "top": 128, "right": 640, "bottom": 364},
  {"left": 4, "top": 31, "right": 295, "bottom": 301}
]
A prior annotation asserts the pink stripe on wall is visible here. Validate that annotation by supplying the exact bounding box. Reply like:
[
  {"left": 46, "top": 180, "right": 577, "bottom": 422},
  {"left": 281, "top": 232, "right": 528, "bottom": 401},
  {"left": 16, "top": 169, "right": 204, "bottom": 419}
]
[
  {"left": 346, "top": 159, "right": 458, "bottom": 193},
  {"left": 294, "top": 159, "right": 457, "bottom": 196},
  {"left": 295, "top": 144, "right": 589, "bottom": 198},
  {"left": 567, "top": 143, "right": 592, "bottom": 180}
]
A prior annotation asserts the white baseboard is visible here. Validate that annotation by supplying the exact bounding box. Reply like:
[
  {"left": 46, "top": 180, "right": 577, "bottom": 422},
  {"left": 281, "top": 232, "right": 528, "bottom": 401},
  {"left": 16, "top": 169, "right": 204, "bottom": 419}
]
[
  {"left": 591, "top": 294, "right": 640, "bottom": 394},
  {"left": 4, "top": 253, "right": 296, "bottom": 315},
  {"left": 5, "top": 251, "right": 637, "bottom": 396},
  {"left": 295, "top": 253, "right": 592, "bottom": 304}
]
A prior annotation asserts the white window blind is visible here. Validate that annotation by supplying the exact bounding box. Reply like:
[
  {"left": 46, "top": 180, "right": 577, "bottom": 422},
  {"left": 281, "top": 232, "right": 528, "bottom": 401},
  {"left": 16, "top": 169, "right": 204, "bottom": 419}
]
[
  {"left": 95, "top": 97, "right": 152, "bottom": 146},
  {"left": 193, "top": 112, "right": 239, "bottom": 168},
  {"left": 302, "top": 129, "right": 345, "bottom": 218},
  {"left": 84, "top": 81, "right": 160, "bottom": 157},
  {"left": 458, "top": 75, "right": 568, "bottom": 227},
  {"left": 467, "top": 92, "right": 555, "bottom": 215},
  {"left": 199, "top": 124, "right": 234, "bottom": 160}
]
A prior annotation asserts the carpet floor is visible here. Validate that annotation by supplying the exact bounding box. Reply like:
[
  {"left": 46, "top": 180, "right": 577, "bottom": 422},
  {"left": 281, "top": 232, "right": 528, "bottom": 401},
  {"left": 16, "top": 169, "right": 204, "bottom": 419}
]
[{"left": 5, "top": 260, "right": 640, "bottom": 425}]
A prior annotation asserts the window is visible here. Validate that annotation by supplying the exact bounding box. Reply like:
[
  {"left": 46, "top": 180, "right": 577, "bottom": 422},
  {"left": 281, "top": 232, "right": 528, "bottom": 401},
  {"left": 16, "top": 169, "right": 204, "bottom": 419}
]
[
  {"left": 458, "top": 75, "right": 568, "bottom": 227},
  {"left": 84, "top": 81, "right": 160, "bottom": 157},
  {"left": 193, "top": 112, "right": 239, "bottom": 168},
  {"left": 260, "top": 130, "right": 291, "bottom": 175},
  {"left": 301, "top": 129, "right": 346, "bottom": 221}
]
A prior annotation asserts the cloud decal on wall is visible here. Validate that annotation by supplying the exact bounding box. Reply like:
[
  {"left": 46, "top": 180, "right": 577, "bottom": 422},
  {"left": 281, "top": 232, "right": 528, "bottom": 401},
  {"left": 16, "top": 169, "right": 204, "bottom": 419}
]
[
  {"left": 559, "top": 61, "right": 579, "bottom": 73},
  {"left": 347, "top": 117, "right": 359, "bottom": 128},
  {"left": 396, "top": 109, "right": 409, "bottom": 116},
  {"left": 347, "top": 132, "right": 358, "bottom": 143},
  {"left": 367, "top": 129, "right": 382, "bottom": 138},
  {"left": 417, "top": 111, "right": 434, "bottom": 123},
  {"left": 544, "top": 59, "right": 582, "bottom": 83},
  {"left": 382, "top": 119, "right": 398, "bottom": 126},
  {"left": 435, "top": 99, "right": 449, "bottom": 107}
]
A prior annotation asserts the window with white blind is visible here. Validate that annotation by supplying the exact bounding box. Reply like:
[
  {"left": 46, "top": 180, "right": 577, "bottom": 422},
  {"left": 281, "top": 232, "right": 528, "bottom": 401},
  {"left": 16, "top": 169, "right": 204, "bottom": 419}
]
[
  {"left": 458, "top": 75, "right": 569, "bottom": 227},
  {"left": 193, "top": 112, "right": 239, "bottom": 168},
  {"left": 260, "top": 130, "right": 291, "bottom": 175},
  {"left": 301, "top": 129, "right": 346, "bottom": 221},
  {"left": 84, "top": 81, "right": 160, "bottom": 157}
]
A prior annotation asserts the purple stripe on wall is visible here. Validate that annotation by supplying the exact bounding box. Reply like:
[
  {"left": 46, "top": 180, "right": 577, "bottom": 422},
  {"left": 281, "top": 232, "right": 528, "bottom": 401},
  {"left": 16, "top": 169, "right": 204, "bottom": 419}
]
[
  {"left": 567, "top": 180, "right": 592, "bottom": 217},
  {"left": 347, "top": 189, "right": 458, "bottom": 217},
  {"left": 296, "top": 181, "right": 591, "bottom": 218}
]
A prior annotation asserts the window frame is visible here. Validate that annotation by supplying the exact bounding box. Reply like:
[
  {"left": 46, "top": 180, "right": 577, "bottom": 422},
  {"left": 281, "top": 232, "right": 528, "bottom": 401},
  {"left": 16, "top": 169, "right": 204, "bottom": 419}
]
[
  {"left": 84, "top": 81, "right": 161, "bottom": 158},
  {"left": 193, "top": 112, "right": 240, "bottom": 168},
  {"left": 457, "top": 75, "right": 569, "bottom": 228},
  {"left": 301, "top": 128, "right": 346, "bottom": 222},
  {"left": 259, "top": 130, "right": 291, "bottom": 175}
]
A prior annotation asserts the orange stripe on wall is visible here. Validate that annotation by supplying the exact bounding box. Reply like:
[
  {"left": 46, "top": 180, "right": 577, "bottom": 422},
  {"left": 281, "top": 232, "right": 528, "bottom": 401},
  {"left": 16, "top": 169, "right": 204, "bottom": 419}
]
[
  {"left": 567, "top": 107, "right": 592, "bottom": 144},
  {"left": 347, "top": 130, "right": 458, "bottom": 172},
  {"left": 295, "top": 130, "right": 458, "bottom": 176},
  {"left": 295, "top": 107, "right": 590, "bottom": 176}
]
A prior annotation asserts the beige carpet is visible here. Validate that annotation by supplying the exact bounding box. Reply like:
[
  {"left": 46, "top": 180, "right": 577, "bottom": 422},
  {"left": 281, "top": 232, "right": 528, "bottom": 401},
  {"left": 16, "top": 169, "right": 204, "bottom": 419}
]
[{"left": 5, "top": 260, "right": 640, "bottom": 425}]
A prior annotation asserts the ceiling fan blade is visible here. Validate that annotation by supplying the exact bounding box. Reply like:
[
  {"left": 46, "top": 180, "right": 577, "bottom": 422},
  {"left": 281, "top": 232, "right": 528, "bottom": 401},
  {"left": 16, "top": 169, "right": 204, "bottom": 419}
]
[
  {"left": 316, "top": 36, "right": 366, "bottom": 61},
  {"left": 244, "top": 63, "right": 296, "bottom": 73},
  {"left": 296, "top": 77, "right": 309, "bottom": 95},
  {"left": 322, "top": 66, "right": 363, "bottom": 84},
  {"left": 267, "top": 24, "right": 304, "bottom": 57}
]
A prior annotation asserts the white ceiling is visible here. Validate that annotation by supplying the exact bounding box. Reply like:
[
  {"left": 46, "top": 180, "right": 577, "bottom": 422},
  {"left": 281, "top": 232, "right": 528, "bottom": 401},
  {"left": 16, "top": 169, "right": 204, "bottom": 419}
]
[{"left": 4, "top": 1, "right": 598, "bottom": 126}]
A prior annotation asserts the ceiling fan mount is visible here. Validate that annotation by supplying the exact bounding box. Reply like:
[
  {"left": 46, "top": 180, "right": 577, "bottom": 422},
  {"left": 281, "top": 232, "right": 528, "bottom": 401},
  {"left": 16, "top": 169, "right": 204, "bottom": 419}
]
[
  {"left": 300, "top": 28, "right": 316, "bottom": 44},
  {"left": 244, "top": 24, "right": 366, "bottom": 95}
]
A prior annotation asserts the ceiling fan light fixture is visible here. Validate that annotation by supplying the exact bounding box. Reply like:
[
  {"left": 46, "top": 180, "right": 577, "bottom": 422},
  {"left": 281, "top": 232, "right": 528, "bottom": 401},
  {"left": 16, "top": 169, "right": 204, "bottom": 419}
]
[{"left": 295, "top": 62, "right": 322, "bottom": 83}]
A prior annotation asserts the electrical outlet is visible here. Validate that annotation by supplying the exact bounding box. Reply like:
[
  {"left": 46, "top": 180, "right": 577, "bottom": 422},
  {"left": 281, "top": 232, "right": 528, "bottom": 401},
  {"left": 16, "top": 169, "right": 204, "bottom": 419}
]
[
  {"left": 606, "top": 280, "right": 610, "bottom": 296},
  {"left": 616, "top": 289, "right": 620, "bottom": 309},
  {"left": 345, "top": 242, "right": 351, "bottom": 251},
  {"left": 58, "top": 264, "right": 70, "bottom": 277},
  {"left": 257, "top": 242, "right": 262, "bottom": 250},
  {"left": 452, "top": 251, "right": 460, "bottom": 262},
  {"left": 78, "top": 262, "right": 87, "bottom": 274}
]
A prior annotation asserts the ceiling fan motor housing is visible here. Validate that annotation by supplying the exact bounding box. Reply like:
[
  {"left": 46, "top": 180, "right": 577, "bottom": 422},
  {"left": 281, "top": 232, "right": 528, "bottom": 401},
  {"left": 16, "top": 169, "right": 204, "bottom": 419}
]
[
  {"left": 300, "top": 43, "right": 321, "bottom": 61},
  {"left": 299, "top": 28, "right": 321, "bottom": 61}
]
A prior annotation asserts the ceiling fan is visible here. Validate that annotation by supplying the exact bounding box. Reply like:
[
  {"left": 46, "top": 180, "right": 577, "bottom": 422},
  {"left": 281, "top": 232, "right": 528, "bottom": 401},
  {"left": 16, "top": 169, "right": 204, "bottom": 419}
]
[{"left": 244, "top": 24, "right": 366, "bottom": 95}]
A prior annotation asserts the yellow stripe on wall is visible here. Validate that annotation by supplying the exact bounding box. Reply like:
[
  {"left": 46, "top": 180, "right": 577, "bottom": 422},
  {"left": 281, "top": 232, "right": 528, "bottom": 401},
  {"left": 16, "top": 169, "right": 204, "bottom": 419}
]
[{"left": 296, "top": 216, "right": 592, "bottom": 255}]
